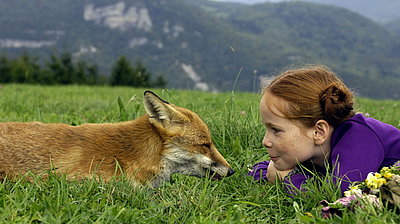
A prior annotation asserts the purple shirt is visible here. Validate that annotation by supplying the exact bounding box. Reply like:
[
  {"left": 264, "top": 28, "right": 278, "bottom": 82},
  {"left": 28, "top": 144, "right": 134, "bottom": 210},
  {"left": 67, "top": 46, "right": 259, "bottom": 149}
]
[{"left": 248, "top": 113, "right": 400, "bottom": 194}]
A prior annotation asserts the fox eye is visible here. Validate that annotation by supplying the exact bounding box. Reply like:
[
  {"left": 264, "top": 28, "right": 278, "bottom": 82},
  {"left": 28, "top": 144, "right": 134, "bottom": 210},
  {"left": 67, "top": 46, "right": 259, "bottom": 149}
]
[{"left": 201, "top": 143, "right": 211, "bottom": 149}]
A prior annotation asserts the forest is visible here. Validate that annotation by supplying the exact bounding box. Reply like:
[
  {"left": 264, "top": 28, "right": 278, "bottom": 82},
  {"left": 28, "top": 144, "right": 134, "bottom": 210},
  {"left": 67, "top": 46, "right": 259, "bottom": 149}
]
[{"left": 0, "top": 53, "right": 166, "bottom": 88}]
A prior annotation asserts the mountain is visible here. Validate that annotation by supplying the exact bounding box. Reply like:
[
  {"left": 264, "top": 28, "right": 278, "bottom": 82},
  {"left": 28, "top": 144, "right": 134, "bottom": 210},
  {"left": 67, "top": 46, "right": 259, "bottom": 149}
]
[
  {"left": 211, "top": 0, "right": 400, "bottom": 23},
  {"left": 0, "top": 0, "right": 248, "bottom": 91},
  {"left": 1, "top": 0, "right": 400, "bottom": 99},
  {"left": 189, "top": 0, "right": 400, "bottom": 99},
  {"left": 305, "top": 0, "right": 400, "bottom": 24},
  {"left": 385, "top": 19, "right": 400, "bottom": 35}
]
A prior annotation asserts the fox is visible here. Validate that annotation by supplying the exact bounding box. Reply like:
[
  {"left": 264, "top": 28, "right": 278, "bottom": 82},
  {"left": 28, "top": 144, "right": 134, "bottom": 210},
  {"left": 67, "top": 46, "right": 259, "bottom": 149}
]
[{"left": 0, "top": 91, "right": 234, "bottom": 187}]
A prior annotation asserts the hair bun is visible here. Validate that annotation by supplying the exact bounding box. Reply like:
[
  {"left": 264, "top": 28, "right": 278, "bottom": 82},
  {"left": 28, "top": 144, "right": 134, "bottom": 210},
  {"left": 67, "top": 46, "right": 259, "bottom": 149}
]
[{"left": 319, "top": 83, "right": 354, "bottom": 126}]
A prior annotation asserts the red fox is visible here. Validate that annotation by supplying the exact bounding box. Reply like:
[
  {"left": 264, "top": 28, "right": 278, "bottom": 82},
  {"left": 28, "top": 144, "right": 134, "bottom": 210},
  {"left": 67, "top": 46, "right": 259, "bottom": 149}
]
[{"left": 0, "top": 91, "right": 234, "bottom": 187}]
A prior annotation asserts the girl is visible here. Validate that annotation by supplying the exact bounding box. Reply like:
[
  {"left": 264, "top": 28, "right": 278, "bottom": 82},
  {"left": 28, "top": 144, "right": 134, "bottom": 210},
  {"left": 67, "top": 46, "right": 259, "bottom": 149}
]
[{"left": 248, "top": 65, "right": 400, "bottom": 194}]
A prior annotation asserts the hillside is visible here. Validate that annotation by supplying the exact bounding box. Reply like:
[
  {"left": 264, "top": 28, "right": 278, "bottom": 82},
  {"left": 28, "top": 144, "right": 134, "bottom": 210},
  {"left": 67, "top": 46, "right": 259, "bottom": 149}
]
[
  {"left": 385, "top": 19, "right": 400, "bottom": 35},
  {"left": 224, "top": 1, "right": 400, "bottom": 99},
  {"left": 213, "top": 0, "right": 400, "bottom": 23},
  {"left": 306, "top": 0, "right": 400, "bottom": 23},
  {"left": 1, "top": 0, "right": 400, "bottom": 99},
  {"left": 1, "top": 0, "right": 246, "bottom": 91}
]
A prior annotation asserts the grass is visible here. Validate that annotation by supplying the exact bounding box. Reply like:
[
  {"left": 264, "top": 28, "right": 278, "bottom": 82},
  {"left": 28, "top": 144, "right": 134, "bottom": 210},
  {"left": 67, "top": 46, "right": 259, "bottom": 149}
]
[{"left": 0, "top": 84, "right": 399, "bottom": 223}]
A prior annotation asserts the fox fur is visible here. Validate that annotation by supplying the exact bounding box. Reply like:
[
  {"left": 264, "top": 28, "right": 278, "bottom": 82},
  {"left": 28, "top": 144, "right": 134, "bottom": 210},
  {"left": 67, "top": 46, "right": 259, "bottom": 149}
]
[{"left": 0, "top": 91, "right": 234, "bottom": 187}]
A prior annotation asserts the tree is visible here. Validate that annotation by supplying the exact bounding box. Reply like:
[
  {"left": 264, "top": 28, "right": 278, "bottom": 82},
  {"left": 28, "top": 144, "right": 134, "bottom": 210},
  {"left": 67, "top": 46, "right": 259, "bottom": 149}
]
[
  {"left": 75, "top": 61, "right": 86, "bottom": 85},
  {"left": 0, "top": 53, "right": 161, "bottom": 87},
  {"left": 132, "top": 60, "right": 151, "bottom": 87},
  {"left": 44, "top": 53, "right": 99, "bottom": 85},
  {"left": 0, "top": 56, "right": 11, "bottom": 83},
  {"left": 110, "top": 56, "right": 134, "bottom": 86},
  {"left": 86, "top": 64, "right": 99, "bottom": 85},
  {"left": 110, "top": 56, "right": 167, "bottom": 88},
  {"left": 46, "top": 53, "right": 71, "bottom": 84},
  {"left": 8, "top": 53, "right": 41, "bottom": 83}
]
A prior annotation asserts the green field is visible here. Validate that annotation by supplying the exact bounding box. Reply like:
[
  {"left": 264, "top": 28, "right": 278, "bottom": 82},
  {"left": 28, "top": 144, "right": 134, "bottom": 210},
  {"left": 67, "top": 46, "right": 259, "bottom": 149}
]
[{"left": 0, "top": 84, "right": 399, "bottom": 223}]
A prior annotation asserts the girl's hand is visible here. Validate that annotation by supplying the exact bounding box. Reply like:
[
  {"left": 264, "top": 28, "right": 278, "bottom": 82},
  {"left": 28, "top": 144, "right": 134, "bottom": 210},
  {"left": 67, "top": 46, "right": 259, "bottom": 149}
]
[{"left": 267, "top": 161, "right": 294, "bottom": 183}]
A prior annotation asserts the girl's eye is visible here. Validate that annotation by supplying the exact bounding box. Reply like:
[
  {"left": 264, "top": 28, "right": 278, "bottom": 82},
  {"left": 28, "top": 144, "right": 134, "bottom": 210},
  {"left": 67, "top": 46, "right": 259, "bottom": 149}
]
[{"left": 271, "top": 127, "right": 281, "bottom": 133}]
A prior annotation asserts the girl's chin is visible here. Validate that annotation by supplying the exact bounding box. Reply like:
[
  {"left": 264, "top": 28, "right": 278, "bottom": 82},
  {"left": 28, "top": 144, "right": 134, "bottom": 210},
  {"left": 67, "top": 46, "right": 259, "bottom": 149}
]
[{"left": 274, "top": 161, "right": 296, "bottom": 171}]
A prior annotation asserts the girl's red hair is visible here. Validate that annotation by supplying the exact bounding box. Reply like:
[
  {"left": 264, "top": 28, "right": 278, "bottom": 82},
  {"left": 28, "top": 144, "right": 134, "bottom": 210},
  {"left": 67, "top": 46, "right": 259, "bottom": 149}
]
[{"left": 262, "top": 65, "right": 355, "bottom": 127}]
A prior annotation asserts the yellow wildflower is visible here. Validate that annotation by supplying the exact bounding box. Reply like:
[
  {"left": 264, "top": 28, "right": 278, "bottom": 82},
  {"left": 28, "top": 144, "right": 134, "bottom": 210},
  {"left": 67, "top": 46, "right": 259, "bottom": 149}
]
[
  {"left": 365, "top": 172, "right": 386, "bottom": 189},
  {"left": 383, "top": 172, "right": 393, "bottom": 179},
  {"left": 380, "top": 167, "right": 391, "bottom": 173},
  {"left": 380, "top": 167, "right": 394, "bottom": 179}
]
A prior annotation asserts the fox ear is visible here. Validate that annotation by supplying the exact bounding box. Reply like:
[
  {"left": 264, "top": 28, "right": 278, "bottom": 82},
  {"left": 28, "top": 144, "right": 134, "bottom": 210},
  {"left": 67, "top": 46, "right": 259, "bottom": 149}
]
[
  {"left": 143, "top": 91, "right": 189, "bottom": 129},
  {"left": 143, "top": 91, "right": 171, "bottom": 120}
]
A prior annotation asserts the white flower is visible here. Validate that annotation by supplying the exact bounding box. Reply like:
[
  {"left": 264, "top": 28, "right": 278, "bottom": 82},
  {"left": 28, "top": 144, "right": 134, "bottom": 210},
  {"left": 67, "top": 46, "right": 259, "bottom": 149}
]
[{"left": 344, "top": 186, "right": 362, "bottom": 197}]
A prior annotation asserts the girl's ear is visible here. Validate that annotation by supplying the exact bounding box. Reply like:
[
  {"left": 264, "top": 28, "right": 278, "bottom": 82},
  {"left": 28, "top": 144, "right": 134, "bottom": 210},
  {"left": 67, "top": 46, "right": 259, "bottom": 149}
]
[{"left": 313, "top": 120, "right": 331, "bottom": 145}]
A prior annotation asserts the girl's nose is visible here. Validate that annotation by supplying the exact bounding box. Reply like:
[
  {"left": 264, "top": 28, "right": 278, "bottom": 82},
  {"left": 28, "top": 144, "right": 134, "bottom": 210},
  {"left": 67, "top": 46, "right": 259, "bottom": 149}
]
[{"left": 262, "top": 134, "right": 272, "bottom": 148}]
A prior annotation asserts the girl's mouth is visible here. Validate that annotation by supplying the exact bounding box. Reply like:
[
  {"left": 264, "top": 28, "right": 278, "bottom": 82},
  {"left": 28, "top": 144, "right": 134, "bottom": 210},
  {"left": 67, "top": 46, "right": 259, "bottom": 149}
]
[{"left": 270, "top": 156, "right": 279, "bottom": 162}]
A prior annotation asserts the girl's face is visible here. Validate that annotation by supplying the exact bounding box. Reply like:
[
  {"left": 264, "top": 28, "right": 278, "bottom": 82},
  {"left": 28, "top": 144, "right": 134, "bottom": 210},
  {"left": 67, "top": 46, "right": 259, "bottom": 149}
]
[{"left": 259, "top": 94, "right": 323, "bottom": 171}]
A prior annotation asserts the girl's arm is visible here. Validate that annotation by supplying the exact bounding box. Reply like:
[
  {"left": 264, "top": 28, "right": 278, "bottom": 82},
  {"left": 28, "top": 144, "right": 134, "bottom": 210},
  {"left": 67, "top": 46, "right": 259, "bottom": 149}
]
[
  {"left": 248, "top": 161, "right": 299, "bottom": 182},
  {"left": 247, "top": 160, "right": 270, "bottom": 181},
  {"left": 247, "top": 160, "right": 312, "bottom": 194}
]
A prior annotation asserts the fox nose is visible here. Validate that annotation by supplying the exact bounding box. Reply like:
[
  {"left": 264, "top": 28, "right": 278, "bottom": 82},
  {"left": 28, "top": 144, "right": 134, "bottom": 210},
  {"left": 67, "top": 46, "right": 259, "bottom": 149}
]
[{"left": 226, "top": 168, "right": 235, "bottom": 177}]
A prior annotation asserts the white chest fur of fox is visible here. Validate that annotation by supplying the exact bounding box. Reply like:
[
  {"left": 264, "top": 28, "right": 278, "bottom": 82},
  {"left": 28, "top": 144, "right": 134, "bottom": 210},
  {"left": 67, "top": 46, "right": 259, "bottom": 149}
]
[{"left": 0, "top": 91, "right": 234, "bottom": 187}]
